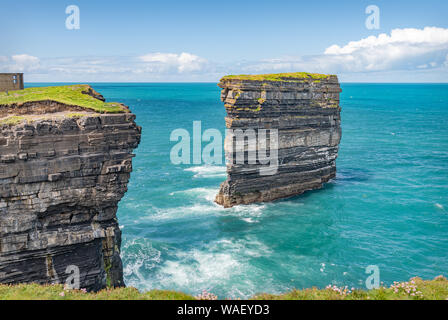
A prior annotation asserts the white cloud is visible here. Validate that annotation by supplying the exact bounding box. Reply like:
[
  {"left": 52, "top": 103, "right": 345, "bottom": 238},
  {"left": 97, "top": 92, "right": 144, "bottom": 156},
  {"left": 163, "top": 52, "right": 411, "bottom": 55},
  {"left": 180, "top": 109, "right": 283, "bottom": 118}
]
[
  {"left": 325, "top": 27, "right": 448, "bottom": 55},
  {"left": 243, "top": 27, "right": 448, "bottom": 74},
  {"left": 11, "top": 54, "right": 40, "bottom": 71},
  {"left": 0, "top": 53, "right": 210, "bottom": 79},
  {"left": 138, "top": 52, "right": 207, "bottom": 73},
  {"left": 324, "top": 27, "right": 448, "bottom": 71},
  {"left": 47, "top": 56, "right": 132, "bottom": 74},
  {"left": 0, "top": 54, "right": 40, "bottom": 72},
  {"left": 3, "top": 27, "right": 448, "bottom": 82}
]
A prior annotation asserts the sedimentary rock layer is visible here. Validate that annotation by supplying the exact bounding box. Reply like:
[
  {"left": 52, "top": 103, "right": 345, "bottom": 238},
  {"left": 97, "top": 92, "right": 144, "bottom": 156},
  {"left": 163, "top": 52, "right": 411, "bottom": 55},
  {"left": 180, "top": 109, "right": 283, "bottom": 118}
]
[
  {"left": 0, "top": 92, "right": 141, "bottom": 290},
  {"left": 215, "top": 73, "right": 341, "bottom": 208}
]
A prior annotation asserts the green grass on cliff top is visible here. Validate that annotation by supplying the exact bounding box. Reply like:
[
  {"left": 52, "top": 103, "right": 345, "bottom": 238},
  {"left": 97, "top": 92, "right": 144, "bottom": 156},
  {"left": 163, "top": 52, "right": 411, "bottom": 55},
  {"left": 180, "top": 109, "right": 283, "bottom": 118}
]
[
  {"left": 0, "top": 84, "right": 126, "bottom": 113},
  {"left": 1, "top": 276, "right": 447, "bottom": 300},
  {"left": 221, "top": 72, "right": 335, "bottom": 82},
  {"left": 0, "top": 284, "right": 195, "bottom": 300}
]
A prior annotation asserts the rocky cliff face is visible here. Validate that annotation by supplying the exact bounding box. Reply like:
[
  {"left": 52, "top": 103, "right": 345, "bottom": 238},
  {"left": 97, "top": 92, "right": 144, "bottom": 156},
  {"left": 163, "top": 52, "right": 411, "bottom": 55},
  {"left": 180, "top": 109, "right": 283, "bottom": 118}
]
[
  {"left": 215, "top": 73, "right": 341, "bottom": 208},
  {"left": 0, "top": 88, "right": 140, "bottom": 291}
]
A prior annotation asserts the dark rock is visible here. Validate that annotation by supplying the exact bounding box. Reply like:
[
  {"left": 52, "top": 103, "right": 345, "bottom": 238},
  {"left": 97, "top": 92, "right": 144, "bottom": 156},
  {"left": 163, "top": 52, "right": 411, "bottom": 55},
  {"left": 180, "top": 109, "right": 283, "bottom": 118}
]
[
  {"left": 215, "top": 75, "right": 342, "bottom": 207},
  {"left": 0, "top": 112, "right": 141, "bottom": 291}
]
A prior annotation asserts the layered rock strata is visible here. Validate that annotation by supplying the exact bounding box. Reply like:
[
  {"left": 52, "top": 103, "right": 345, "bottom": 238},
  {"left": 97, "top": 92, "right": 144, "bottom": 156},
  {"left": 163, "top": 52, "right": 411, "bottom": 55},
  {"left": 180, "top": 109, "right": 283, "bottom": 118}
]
[
  {"left": 215, "top": 73, "right": 341, "bottom": 208},
  {"left": 0, "top": 87, "right": 140, "bottom": 290}
]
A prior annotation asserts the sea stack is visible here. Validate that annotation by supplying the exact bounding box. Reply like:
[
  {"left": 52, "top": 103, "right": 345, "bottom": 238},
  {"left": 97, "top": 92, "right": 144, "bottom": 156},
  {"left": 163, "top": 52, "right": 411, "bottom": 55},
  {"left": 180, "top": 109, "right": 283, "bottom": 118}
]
[
  {"left": 215, "top": 72, "right": 342, "bottom": 208},
  {"left": 0, "top": 85, "right": 141, "bottom": 290}
]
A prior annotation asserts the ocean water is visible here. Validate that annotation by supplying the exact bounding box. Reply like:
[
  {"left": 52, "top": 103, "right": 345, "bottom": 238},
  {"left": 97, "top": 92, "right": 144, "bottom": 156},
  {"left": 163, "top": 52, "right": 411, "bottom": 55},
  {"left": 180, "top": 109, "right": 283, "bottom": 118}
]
[{"left": 29, "top": 83, "right": 448, "bottom": 298}]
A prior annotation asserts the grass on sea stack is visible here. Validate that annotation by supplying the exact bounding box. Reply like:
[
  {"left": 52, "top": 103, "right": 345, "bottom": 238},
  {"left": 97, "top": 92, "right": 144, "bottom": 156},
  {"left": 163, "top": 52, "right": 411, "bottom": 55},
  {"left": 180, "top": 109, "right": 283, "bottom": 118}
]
[
  {"left": 0, "top": 84, "right": 126, "bottom": 113},
  {"left": 221, "top": 72, "right": 335, "bottom": 82}
]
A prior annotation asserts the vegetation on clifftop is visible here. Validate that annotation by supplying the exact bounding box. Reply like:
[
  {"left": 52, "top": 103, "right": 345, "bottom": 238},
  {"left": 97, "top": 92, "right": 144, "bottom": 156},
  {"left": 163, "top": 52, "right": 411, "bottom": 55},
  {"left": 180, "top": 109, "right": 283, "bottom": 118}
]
[
  {"left": 0, "top": 85, "right": 127, "bottom": 113},
  {"left": 254, "top": 276, "right": 448, "bottom": 300},
  {"left": 221, "top": 72, "right": 335, "bottom": 82},
  {"left": 1, "top": 276, "right": 447, "bottom": 300},
  {"left": 0, "top": 115, "right": 26, "bottom": 125},
  {"left": 0, "top": 283, "right": 195, "bottom": 300}
]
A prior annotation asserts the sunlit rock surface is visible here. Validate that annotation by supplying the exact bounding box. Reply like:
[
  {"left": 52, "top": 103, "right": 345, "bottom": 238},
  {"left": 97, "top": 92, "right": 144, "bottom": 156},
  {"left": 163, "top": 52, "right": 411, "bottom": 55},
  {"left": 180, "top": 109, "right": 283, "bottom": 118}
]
[
  {"left": 215, "top": 73, "right": 342, "bottom": 207},
  {"left": 0, "top": 87, "right": 141, "bottom": 291}
]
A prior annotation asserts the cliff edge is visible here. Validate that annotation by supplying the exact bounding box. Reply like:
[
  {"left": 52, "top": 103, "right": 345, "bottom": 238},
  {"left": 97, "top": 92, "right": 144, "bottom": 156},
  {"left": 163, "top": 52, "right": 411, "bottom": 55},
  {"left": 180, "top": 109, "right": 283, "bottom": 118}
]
[
  {"left": 215, "top": 72, "right": 342, "bottom": 207},
  {"left": 0, "top": 85, "right": 141, "bottom": 291}
]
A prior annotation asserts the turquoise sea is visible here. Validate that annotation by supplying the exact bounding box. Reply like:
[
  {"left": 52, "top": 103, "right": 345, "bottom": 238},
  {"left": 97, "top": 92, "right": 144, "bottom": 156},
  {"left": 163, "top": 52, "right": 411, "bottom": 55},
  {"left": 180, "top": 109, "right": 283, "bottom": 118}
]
[{"left": 30, "top": 83, "right": 448, "bottom": 298}]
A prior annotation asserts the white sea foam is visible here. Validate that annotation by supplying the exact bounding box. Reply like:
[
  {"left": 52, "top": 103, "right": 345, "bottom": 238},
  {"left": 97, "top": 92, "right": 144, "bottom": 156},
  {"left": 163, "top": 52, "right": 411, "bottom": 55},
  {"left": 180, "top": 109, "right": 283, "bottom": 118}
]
[
  {"left": 121, "top": 235, "right": 273, "bottom": 298},
  {"left": 120, "top": 180, "right": 274, "bottom": 297},
  {"left": 141, "top": 203, "right": 222, "bottom": 222},
  {"left": 155, "top": 237, "right": 272, "bottom": 297},
  {"left": 135, "top": 186, "right": 269, "bottom": 223},
  {"left": 180, "top": 187, "right": 219, "bottom": 202},
  {"left": 320, "top": 263, "right": 326, "bottom": 272},
  {"left": 184, "top": 165, "right": 226, "bottom": 178},
  {"left": 167, "top": 186, "right": 270, "bottom": 223},
  {"left": 160, "top": 249, "right": 240, "bottom": 288},
  {"left": 435, "top": 203, "right": 444, "bottom": 210},
  {"left": 216, "top": 237, "right": 273, "bottom": 258},
  {"left": 121, "top": 238, "right": 161, "bottom": 288},
  {"left": 224, "top": 203, "right": 268, "bottom": 223}
]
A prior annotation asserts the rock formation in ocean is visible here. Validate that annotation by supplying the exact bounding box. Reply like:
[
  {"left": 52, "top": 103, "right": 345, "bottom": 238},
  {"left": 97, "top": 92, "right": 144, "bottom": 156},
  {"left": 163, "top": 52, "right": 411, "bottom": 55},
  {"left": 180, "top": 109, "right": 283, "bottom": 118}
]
[
  {"left": 215, "top": 73, "right": 341, "bottom": 208},
  {"left": 0, "top": 85, "right": 141, "bottom": 291}
]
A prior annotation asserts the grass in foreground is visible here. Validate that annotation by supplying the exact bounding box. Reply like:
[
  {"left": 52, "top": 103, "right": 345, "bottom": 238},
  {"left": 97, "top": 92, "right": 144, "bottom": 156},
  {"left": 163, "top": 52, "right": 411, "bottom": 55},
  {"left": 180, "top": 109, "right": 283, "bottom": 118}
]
[
  {"left": 0, "top": 84, "right": 126, "bottom": 113},
  {"left": 0, "top": 276, "right": 447, "bottom": 300},
  {"left": 221, "top": 72, "right": 335, "bottom": 82},
  {"left": 254, "top": 276, "right": 448, "bottom": 300},
  {"left": 0, "top": 284, "right": 195, "bottom": 300}
]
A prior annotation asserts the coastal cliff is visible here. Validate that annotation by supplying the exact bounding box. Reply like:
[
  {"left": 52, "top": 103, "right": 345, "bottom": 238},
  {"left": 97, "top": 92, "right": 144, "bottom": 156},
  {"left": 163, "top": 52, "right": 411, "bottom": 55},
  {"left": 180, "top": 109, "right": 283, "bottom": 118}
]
[
  {"left": 0, "top": 85, "right": 141, "bottom": 291},
  {"left": 215, "top": 73, "right": 341, "bottom": 207}
]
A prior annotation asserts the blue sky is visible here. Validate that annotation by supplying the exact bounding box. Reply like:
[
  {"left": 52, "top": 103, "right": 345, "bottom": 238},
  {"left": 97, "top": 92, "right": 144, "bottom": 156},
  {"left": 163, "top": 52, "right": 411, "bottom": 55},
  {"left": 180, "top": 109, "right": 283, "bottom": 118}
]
[{"left": 1, "top": 0, "right": 448, "bottom": 82}]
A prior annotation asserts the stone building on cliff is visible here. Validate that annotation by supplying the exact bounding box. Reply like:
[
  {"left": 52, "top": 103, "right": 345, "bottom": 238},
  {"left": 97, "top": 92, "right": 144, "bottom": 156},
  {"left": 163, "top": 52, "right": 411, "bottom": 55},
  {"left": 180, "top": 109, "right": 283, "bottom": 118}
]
[{"left": 0, "top": 73, "right": 24, "bottom": 92}]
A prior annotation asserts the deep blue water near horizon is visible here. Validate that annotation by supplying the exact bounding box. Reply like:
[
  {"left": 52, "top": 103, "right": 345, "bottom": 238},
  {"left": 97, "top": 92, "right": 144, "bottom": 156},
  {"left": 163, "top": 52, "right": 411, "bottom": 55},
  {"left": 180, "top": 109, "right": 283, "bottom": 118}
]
[{"left": 28, "top": 82, "right": 448, "bottom": 298}]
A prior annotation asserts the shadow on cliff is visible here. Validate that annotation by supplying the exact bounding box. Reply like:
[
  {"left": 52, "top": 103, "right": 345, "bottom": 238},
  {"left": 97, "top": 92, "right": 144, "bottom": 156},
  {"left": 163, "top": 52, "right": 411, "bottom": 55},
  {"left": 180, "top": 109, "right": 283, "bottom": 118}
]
[
  {"left": 334, "top": 167, "right": 372, "bottom": 184},
  {"left": 269, "top": 166, "right": 373, "bottom": 204}
]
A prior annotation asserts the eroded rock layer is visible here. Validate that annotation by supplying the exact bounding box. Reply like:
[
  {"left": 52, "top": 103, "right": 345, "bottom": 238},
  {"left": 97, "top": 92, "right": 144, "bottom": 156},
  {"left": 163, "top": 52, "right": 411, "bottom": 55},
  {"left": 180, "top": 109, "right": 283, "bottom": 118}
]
[
  {"left": 215, "top": 74, "right": 342, "bottom": 208},
  {"left": 0, "top": 109, "right": 141, "bottom": 290}
]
